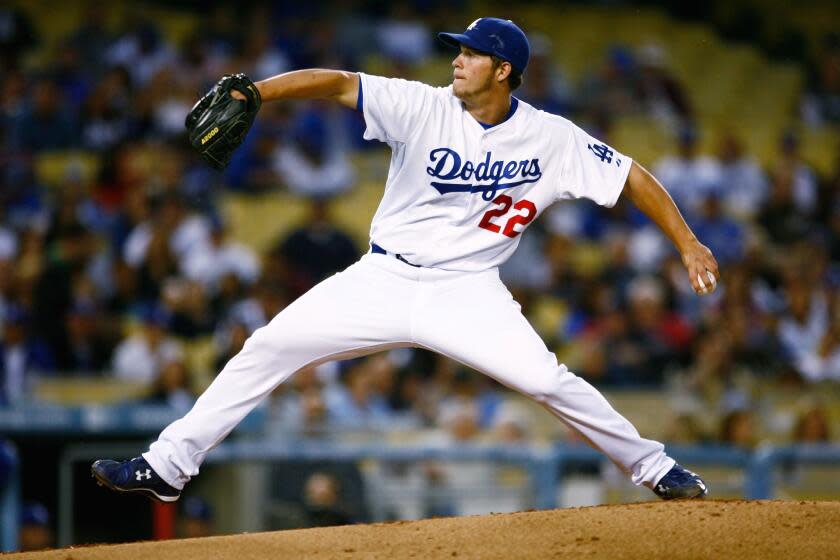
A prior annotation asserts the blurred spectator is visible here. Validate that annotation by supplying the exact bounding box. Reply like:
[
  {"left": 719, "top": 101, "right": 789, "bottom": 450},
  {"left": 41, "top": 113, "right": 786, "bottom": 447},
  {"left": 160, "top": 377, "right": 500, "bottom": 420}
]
[
  {"left": 422, "top": 399, "right": 508, "bottom": 516},
  {"left": 792, "top": 404, "right": 832, "bottom": 443},
  {"left": 10, "top": 229, "right": 44, "bottom": 304},
  {"left": 719, "top": 301, "right": 779, "bottom": 374},
  {"left": 628, "top": 222, "right": 672, "bottom": 274},
  {"left": 794, "top": 296, "right": 840, "bottom": 382},
  {"left": 123, "top": 194, "right": 211, "bottom": 272},
  {"left": 690, "top": 194, "right": 745, "bottom": 266},
  {"left": 652, "top": 126, "right": 722, "bottom": 219},
  {"left": 272, "top": 106, "right": 356, "bottom": 199},
  {"left": 18, "top": 502, "right": 53, "bottom": 552},
  {"left": 778, "top": 276, "right": 830, "bottom": 381},
  {"left": 31, "top": 218, "right": 100, "bottom": 362},
  {"left": 104, "top": 260, "right": 140, "bottom": 316},
  {"left": 578, "top": 46, "right": 640, "bottom": 124},
  {"left": 0, "top": 223, "right": 15, "bottom": 261},
  {"left": 269, "top": 365, "right": 332, "bottom": 437},
  {"left": 109, "top": 181, "right": 149, "bottom": 256},
  {"left": 54, "top": 162, "right": 111, "bottom": 234},
  {"left": 183, "top": 217, "right": 260, "bottom": 295},
  {"left": 600, "top": 229, "right": 639, "bottom": 292},
  {"left": 271, "top": 199, "right": 359, "bottom": 298},
  {"left": 387, "top": 368, "right": 433, "bottom": 427},
  {"left": 0, "top": 7, "right": 38, "bottom": 71},
  {"left": 1, "top": 305, "right": 54, "bottom": 406},
  {"left": 681, "top": 328, "right": 757, "bottom": 412},
  {"left": 829, "top": 196, "right": 840, "bottom": 265},
  {"left": 577, "top": 303, "right": 635, "bottom": 385},
  {"left": 719, "top": 409, "right": 757, "bottom": 449},
  {"left": 0, "top": 258, "right": 12, "bottom": 326},
  {"left": 123, "top": 195, "right": 210, "bottom": 302},
  {"left": 636, "top": 43, "right": 692, "bottom": 130},
  {"left": 140, "top": 67, "right": 195, "bottom": 138},
  {"left": 491, "top": 402, "right": 533, "bottom": 444},
  {"left": 622, "top": 276, "right": 693, "bottom": 385},
  {"left": 14, "top": 77, "right": 77, "bottom": 151},
  {"left": 213, "top": 320, "right": 249, "bottom": 371},
  {"left": 0, "top": 162, "right": 48, "bottom": 232},
  {"left": 55, "top": 301, "right": 115, "bottom": 373},
  {"left": 111, "top": 306, "right": 183, "bottom": 384},
  {"left": 662, "top": 412, "right": 708, "bottom": 445},
  {"left": 436, "top": 400, "right": 482, "bottom": 443},
  {"left": 324, "top": 358, "right": 394, "bottom": 429},
  {"left": 222, "top": 280, "right": 287, "bottom": 335},
  {"left": 376, "top": 6, "right": 432, "bottom": 66},
  {"left": 802, "top": 32, "right": 840, "bottom": 125},
  {"left": 237, "top": 8, "right": 291, "bottom": 80},
  {"left": 438, "top": 369, "right": 503, "bottom": 430},
  {"left": 66, "top": 2, "right": 114, "bottom": 79},
  {"left": 81, "top": 66, "right": 134, "bottom": 152},
  {"left": 757, "top": 167, "right": 814, "bottom": 245},
  {"left": 517, "top": 33, "right": 574, "bottom": 115},
  {"left": 144, "top": 359, "right": 195, "bottom": 413},
  {"left": 105, "top": 15, "right": 174, "bottom": 87},
  {"left": 499, "top": 226, "right": 552, "bottom": 292},
  {"left": 714, "top": 131, "right": 769, "bottom": 219},
  {"left": 1, "top": 70, "right": 27, "bottom": 148},
  {"left": 201, "top": 4, "right": 243, "bottom": 61},
  {"left": 178, "top": 496, "right": 215, "bottom": 539},
  {"left": 50, "top": 39, "right": 91, "bottom": 111},
  {"left": 161, "top": 277, "right": 215, "bottom": 338},
  {"left": 771, "top": 131, "right": 817, "bottom": 214},
  {"left": 224, "top": 115, "right": 286, "bottom": 193},
  {"left": 302, "top": 472, "right": 351, "bottom": 527}
]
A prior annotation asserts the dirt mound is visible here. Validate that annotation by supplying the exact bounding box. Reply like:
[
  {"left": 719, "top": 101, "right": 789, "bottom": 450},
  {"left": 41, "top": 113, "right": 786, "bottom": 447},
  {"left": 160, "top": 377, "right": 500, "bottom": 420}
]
[{"left": 7, "top": 500, "right": 840, "bottom": 559}]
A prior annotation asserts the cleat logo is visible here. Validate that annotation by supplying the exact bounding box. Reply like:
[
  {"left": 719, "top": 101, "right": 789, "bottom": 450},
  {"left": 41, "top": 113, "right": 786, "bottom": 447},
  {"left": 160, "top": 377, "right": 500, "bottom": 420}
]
[{"left": 136, "top": 469, "right": 152, "bottom": 481}]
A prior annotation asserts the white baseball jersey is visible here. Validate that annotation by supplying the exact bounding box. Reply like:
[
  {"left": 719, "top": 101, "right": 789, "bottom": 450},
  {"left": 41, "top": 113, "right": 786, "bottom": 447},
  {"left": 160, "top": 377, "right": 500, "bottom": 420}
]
[{"left": 359, "top": 73, "right": 632, "bottom": 271}]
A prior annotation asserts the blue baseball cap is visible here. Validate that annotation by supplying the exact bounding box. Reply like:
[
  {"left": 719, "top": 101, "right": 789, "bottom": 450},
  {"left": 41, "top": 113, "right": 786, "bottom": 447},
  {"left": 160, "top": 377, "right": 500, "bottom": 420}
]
[{"left": 439, "top": 18, "right": 530, "bottom": 74}]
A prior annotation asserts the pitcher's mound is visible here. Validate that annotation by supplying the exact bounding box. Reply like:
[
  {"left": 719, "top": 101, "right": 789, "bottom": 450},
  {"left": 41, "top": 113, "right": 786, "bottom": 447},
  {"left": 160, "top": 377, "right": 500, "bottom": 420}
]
[{"left": 8, "top": 500, "right": 840, "bottom": 559}]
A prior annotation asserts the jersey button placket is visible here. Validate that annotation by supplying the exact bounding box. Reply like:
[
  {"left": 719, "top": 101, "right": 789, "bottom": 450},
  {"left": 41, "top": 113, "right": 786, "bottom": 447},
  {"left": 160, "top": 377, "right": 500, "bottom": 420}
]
[{"left": 466, "top": 141, "right": 489, "bottom": 219}]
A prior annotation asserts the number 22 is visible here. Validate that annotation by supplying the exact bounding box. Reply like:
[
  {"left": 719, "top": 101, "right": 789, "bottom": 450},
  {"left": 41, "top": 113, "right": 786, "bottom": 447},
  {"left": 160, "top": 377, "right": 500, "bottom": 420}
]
[{"left": 477, "top": 194, "right": 538, "bottom": 238}]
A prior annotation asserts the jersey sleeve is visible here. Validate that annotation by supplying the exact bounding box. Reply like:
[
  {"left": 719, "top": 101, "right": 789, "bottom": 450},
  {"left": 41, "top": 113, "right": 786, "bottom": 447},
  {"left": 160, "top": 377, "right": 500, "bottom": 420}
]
[
  {"left": 358, "top": 73, "right": 436, "bottom": 144},
  {"left": 557, "top": 123, "right": 632, "bottom": 208}
]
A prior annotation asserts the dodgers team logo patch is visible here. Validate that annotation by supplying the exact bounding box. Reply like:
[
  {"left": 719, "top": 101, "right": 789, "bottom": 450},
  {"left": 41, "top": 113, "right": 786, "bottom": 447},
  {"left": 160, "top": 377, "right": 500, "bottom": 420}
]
[{"left": 426, "top": 148, "right": 542, "bottom": 201}]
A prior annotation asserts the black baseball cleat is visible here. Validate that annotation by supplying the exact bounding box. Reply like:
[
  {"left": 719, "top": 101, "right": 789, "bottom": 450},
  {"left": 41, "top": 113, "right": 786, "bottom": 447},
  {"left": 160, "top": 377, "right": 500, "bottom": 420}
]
[
  {"left": 92, "top": 456, "right": 180, "bottom": 503},
  {"left": 652, "top": 463, "right": 708, "bottom": 500}
]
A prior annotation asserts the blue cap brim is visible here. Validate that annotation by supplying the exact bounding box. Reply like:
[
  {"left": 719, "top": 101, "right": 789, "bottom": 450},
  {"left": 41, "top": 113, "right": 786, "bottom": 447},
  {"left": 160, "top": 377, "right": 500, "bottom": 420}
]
[{"left": 438, "top": 32, "right": 490, "bottom": 55}]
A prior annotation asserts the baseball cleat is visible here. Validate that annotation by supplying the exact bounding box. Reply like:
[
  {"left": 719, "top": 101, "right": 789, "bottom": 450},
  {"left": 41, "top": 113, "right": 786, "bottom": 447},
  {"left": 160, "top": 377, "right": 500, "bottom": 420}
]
[
  {"left": 91, "top": 456, "right": 180, "bottom": 503},
  {"left": 652, "top": 463, "right": 708, "bottom": 500}
]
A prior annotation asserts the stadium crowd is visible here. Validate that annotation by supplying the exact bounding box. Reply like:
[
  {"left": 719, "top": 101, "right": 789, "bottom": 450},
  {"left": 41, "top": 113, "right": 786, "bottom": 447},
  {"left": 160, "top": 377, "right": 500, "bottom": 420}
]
[{"left": 1, "top": 2, "right": 839, "bottom": 454}]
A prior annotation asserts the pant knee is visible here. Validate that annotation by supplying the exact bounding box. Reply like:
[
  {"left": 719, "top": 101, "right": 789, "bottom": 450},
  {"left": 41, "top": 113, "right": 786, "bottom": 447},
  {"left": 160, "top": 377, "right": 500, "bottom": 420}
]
[{"left": 525, "top": 366, "right": 574, "bottom": 404}]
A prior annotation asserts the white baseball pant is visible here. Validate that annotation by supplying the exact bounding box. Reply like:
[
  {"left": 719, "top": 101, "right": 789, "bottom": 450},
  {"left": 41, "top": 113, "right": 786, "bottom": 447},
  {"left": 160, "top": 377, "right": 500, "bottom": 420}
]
[{"left": 145, "top": 252, "right": 675, "bottom": 490}]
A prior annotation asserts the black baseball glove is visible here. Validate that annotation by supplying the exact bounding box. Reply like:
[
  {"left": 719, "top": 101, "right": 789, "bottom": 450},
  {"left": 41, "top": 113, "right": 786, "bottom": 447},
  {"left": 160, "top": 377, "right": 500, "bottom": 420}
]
[{"left": 185, "top": 73, "right": 262, "bottom": 170}]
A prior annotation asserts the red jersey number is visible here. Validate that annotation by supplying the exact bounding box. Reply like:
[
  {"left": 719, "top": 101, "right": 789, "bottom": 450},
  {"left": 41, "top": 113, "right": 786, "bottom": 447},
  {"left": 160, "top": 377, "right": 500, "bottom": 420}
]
[{"left": 478, "top": 195, "right": 537, "bottom": 238}]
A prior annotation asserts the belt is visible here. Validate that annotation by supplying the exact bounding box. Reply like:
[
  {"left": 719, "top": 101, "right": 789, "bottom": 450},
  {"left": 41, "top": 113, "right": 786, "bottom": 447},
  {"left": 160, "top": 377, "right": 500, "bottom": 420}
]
[{"left": 370, "top": 243, "right": 421, "bottom": 267}]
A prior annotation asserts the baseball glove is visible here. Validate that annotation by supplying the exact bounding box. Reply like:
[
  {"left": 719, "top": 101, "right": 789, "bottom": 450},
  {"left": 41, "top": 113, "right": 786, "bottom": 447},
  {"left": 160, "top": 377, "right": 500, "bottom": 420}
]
[{"left": 185, "top": 73, "right": 262, "bottom": 170}]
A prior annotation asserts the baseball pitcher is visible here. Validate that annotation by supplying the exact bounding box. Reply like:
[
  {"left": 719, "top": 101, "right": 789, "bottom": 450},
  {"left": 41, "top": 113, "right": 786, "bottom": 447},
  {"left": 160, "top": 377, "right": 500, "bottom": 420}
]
[{"left": 94, "top": 18, "right": 717, "bottom": 503}]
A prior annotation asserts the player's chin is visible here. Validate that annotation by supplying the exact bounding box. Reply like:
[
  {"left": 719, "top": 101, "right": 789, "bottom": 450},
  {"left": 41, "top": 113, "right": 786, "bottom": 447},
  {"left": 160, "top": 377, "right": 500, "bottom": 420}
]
[{"left": 452, "top": 80, "right": 468, "bottom": 98}]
